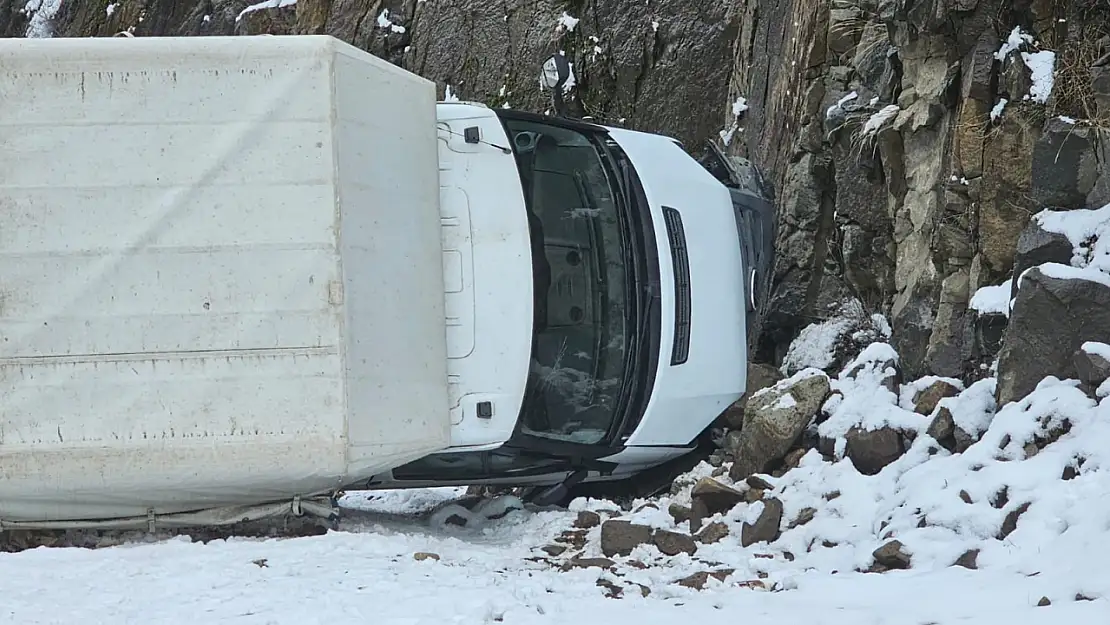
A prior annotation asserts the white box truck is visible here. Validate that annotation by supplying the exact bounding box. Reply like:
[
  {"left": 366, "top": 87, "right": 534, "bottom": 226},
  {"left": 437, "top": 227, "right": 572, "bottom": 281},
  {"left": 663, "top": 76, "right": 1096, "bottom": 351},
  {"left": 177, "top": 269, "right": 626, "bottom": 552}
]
[{"left": 0, "top": 35, "right": 775, "bottom": 530}]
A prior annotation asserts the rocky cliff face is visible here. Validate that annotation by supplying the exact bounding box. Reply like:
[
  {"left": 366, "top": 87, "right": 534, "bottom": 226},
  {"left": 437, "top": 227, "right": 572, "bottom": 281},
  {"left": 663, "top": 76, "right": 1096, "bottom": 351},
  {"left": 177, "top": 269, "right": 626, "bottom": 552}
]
[{"left": 7, "top": 0, "right": 1110, "bottom": 385}]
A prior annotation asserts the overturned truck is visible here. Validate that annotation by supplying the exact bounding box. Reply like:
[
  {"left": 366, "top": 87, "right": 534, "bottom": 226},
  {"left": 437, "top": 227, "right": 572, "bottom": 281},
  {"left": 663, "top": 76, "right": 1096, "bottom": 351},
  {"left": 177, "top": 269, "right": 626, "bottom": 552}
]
[{"left": 0, "top": 35, "right": 775, "bottom": 531}]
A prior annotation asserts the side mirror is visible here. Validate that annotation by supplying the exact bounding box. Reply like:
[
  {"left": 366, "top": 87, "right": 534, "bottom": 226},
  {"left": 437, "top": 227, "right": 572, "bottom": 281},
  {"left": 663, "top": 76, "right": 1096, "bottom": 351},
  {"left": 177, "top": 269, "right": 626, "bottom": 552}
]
[{"left": 539, "top": 53, "right": 573, "bottom": 117}]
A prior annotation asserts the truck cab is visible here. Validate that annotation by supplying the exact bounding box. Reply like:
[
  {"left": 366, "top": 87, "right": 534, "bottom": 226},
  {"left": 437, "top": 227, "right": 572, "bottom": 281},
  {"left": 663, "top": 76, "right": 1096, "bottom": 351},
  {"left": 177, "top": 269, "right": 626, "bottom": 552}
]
[{"left": 366, "top": 100, "right": 775, "bottom": 500}]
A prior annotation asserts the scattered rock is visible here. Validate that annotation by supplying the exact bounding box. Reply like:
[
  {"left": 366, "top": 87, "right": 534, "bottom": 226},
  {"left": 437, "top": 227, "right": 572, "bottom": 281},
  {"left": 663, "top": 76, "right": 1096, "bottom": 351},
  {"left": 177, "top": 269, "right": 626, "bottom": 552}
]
[
  {"left": 788, "top": 507, "right": 817, "bottom": 529},
  {"left": 954, "top": 426, "right": 979, "bottom": 453},
  {"left": 252, "top": 558, "right": 268, "bottom": 568},
  {"left": 1076, "top": 592, "right": 1096, "bottom": 602},
  {"left": 741, "top": 497, "right": 784, "bottom": 547},
  {"left": 872, "top": 540, "right": 911, "bottom": 570},
  {"left": 561, "top": 556, "right": 615, "bottom": 572},
  {"left": 696, "top": 522, "right": 730, "bottom": 544},
  {"left": 746, "top": 475, "right": 775, "bottom": 490},
  {"left": 555, "top": 529, "right": 588, "bottom": 549},
  {"left": 652, "top": 530, "right": 698, "bottom": 556},
  {"left": 728, "top": 372, "right": 831, "bottom": 481},
  {"left": 689, "top": 478, "right": 745, "bottom": 532},
  {"left": 596, "top": 578, "right": 624, "bottom": 598},
  {"left": 668, "top": 503, "right": 692, "bottom": 525},
  {"left": 845, "top": 426, "right": 905, "bottom": 475},
  {"left": 783, "top": 447, "right": 808, "bottom": 469},
  {"left": 541, "top": 544, "right": 567, "bottom": 557},
  {"left": 574, "top": 510, "right": 601, "bottom": 529},
  {"left": 1038, "top": 596, "right": 1051, "bottom": 607},
  {"left": 1074, "top": 343, "right": 1110, "bottom": 389},
  {"left": 926, "top": 406, "right": 957, "bottom": 451},
  {"left": 676, "top": 569, "right": 734, "bottom": 590},
  {"left": 600, "top": 521, "right": 653, "bottom": 557},
  {"left": 413, "top": 552, "right": 440, "bottom": 562},
  {"left": 954, "top": 549, "right": 979, "bottom": 569},
  {"left": 997, "top": 501, "right": 1031, "bottom": 540},
  {"left": 912, "top": 379, "right": 961, "bottom": 415}
]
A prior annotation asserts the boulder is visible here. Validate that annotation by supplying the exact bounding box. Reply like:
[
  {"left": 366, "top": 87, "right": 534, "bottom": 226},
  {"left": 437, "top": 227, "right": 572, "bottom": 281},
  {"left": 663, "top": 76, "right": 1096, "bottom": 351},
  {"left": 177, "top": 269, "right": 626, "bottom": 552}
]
[
  {"left": 997, "top": 268, "right": 1110, "bottom": 405},
  {"left": 872, "top": 540, "right": 911, "bottom": 569},
  {"left": 695, "top": 522, "right": 730, "bottom": 544},
  {"left": 689, "top": 478, "right": 744, "bottom": 533},
  {"left": 912, "top": 379, "right": 962, "bottom": 415},
  {"left": 720, "top": 362, "right": 785, "bottom": 429},
  {"left": 574, "top": 510, "right": 601, "bottom": 529},
  {"left": 600, "top": 520, "right": 653, "bottom": 557},
  {"left": 926, "top": 406, "right": 957, "bottom": 452},
  {"left": 1032, "top": 119, "right": 1101, "bottom": 210},
  {"left": 1074, "top": 343, "right": 1110, "bottom": 388},
  {"left": 845, "top": 426, "right": 905, "bottom": 475},
  {"left": 728, "top": 372, "right": 831, "bottom": 480},
  {"left": 1010, "top": 217, "right": 1076, "bottom": 296},
  {"left": 740, "top": 497, "right": 783, "bottom": 547},
  {"left": 652, "top": 530, "right": 697, "bottom": 556}
]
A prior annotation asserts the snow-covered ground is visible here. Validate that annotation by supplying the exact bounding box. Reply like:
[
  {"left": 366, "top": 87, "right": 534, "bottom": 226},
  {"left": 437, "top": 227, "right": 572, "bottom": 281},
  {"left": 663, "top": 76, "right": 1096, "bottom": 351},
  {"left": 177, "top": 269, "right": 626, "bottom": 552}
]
[{"left": 2, "top": 455, "right": 1107, "bottom": 625}]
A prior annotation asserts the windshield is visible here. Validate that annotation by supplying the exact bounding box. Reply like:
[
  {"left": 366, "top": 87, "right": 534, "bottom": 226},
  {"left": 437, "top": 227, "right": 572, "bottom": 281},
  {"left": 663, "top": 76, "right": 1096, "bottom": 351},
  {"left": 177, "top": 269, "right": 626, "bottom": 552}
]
[{"left": 500, "top": 116, "right": 631, "bottom": 446}]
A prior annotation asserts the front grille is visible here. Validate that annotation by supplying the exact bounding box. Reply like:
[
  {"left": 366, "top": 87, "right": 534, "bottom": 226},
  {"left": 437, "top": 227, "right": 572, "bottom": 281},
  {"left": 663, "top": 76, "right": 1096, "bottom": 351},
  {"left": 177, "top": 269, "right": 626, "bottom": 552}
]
[{"left": 662, "top": 207, "right": 691, "bottom": 366}]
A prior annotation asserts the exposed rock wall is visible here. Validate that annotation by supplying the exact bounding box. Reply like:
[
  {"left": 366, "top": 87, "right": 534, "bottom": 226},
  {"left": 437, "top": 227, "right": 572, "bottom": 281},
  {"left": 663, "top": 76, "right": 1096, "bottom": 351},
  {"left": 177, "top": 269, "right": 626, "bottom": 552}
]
[
  {"left": 6, "top": 0, "right": 1110, "bottom": 382},
  {"left": 729, "top": 0, "right": 1110, "bottom": 379}
]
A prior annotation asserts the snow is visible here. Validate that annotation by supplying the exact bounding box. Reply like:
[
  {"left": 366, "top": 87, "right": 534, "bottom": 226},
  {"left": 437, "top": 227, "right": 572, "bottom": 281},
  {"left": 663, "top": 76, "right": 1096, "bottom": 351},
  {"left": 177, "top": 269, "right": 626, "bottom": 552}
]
[
  {"left": 861, "top": 104, "right": 900, "bottom": 137},
  {"left": 1022, "top": 50, "right": 1056, "bottom": 104},
  {"left": 7, "top": 364, "right": 1109, "bottom": 623},
  {"left": 106, "top": 2, "right": 117, "bottom": 17},
  {"left": 732, "top": 96, "right": 749, "bottom": 116},
  {"left": 1035, "top": 203, "right": 1110, "bottom": 276},
  {"left": 444, "top": 84, "right": 460, "bottom": 102},
  {"left": 556, "top": 11, "right": 580, "bottom": 33},
  {"left": 23, "top": 0, "right": 64, "bottom": 38},
  {"left": 825, "top": 91, "right": 858, "bottom": 120},
  {"left": 970, "top": 280, "right": 1013, "bottom": 317},
  {"left": 990, "top": 98, "right": 1008, "bottom": 121},
  {"left": 995, "top": 26, "right": 1033, "bottom": 61},
  {"left": 376, "top": 8, "right": 406, "bottom": 33},
  {"left": 235, "top": 0, "right": 297, "bottom": 22},
  {"left": 1082, "top": 341, "right": 1110, "bottom": 362}
]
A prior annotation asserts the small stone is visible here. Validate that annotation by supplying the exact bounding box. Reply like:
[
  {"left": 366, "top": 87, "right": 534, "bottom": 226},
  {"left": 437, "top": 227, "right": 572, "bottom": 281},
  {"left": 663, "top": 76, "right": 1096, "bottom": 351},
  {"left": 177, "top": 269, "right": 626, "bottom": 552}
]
[
  {"left": 1037, "top": 596, "right": 1051, "bottom": 607},
  {"left": 1075, "top": 593, "right": 1096, "bottom": 602},
  {"left": 872, "top": 540, "right": 911, "bottom": 570},
  {"left": 413, "top": 552, "right": 440, "bottom": 562},
  {"left": 741, "top": 497, "right": 784, "bottom": 547},
  {"left": 575, "top": 510, "right": 601, "bottom": 529},
  {"left": 997, "top": 502, "right": 1031, "bottom": 540},
  {"left": 954, "top": 549, "right": 979, "bottom": 569},
  {"left": 600, "top": 520, "right": 653, "bottom": 557},
  {"left": 668, "top": 503, "right": 692, "bottom": 524},
  {"left": 912, "top": 379, "right": 961, "bottom": 415},
  {"left": 746, "top": 475, "right": 775, "bottom": 490},
  {"left": 690, "top": 478, "right": 745, "bottom": 514},
  {"left": 696, "top": 522, "right": 730, "bottom": 544},
  {"left": 744, "top": 488, "right": 765, "bottom": 503},
  {"left": 541, "top": 544, "right": 567, "bottom": 557},
  {"left": 1062, "top": 465, "right": 1078, "bottom": 480},
  {"left": 783, "top": 447, "right": 808, "bottom": 469},
  {"left": 561, "top": 556, "right": 615, "bottom": 571},
  {"left": 596, "top": 578, "right": 623, "bottom": 598},
  {"left": 653, "top": 529, "right": 698, "bottom": 556},
  {"left": 845, "top": 426, "right": 906, "bottom": 475},
  {"left": 959, "top": 490, "right": 973, "bottom": 504},
  {"left": 926, "top": 406, "right": 956, "bottom": 450},
  {"left": 677, "top": 571, "right": 710, "bottom": 590},
  {"left": 788, "top": 507, "right": 817, "bottom": 529}
]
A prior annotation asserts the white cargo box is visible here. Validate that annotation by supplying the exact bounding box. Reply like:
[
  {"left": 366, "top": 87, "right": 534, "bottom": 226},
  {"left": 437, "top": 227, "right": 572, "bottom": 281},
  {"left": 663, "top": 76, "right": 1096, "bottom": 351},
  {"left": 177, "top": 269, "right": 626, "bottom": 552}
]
[{"left": 0, "top": 36, "right": 450, "bottom": 525}]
